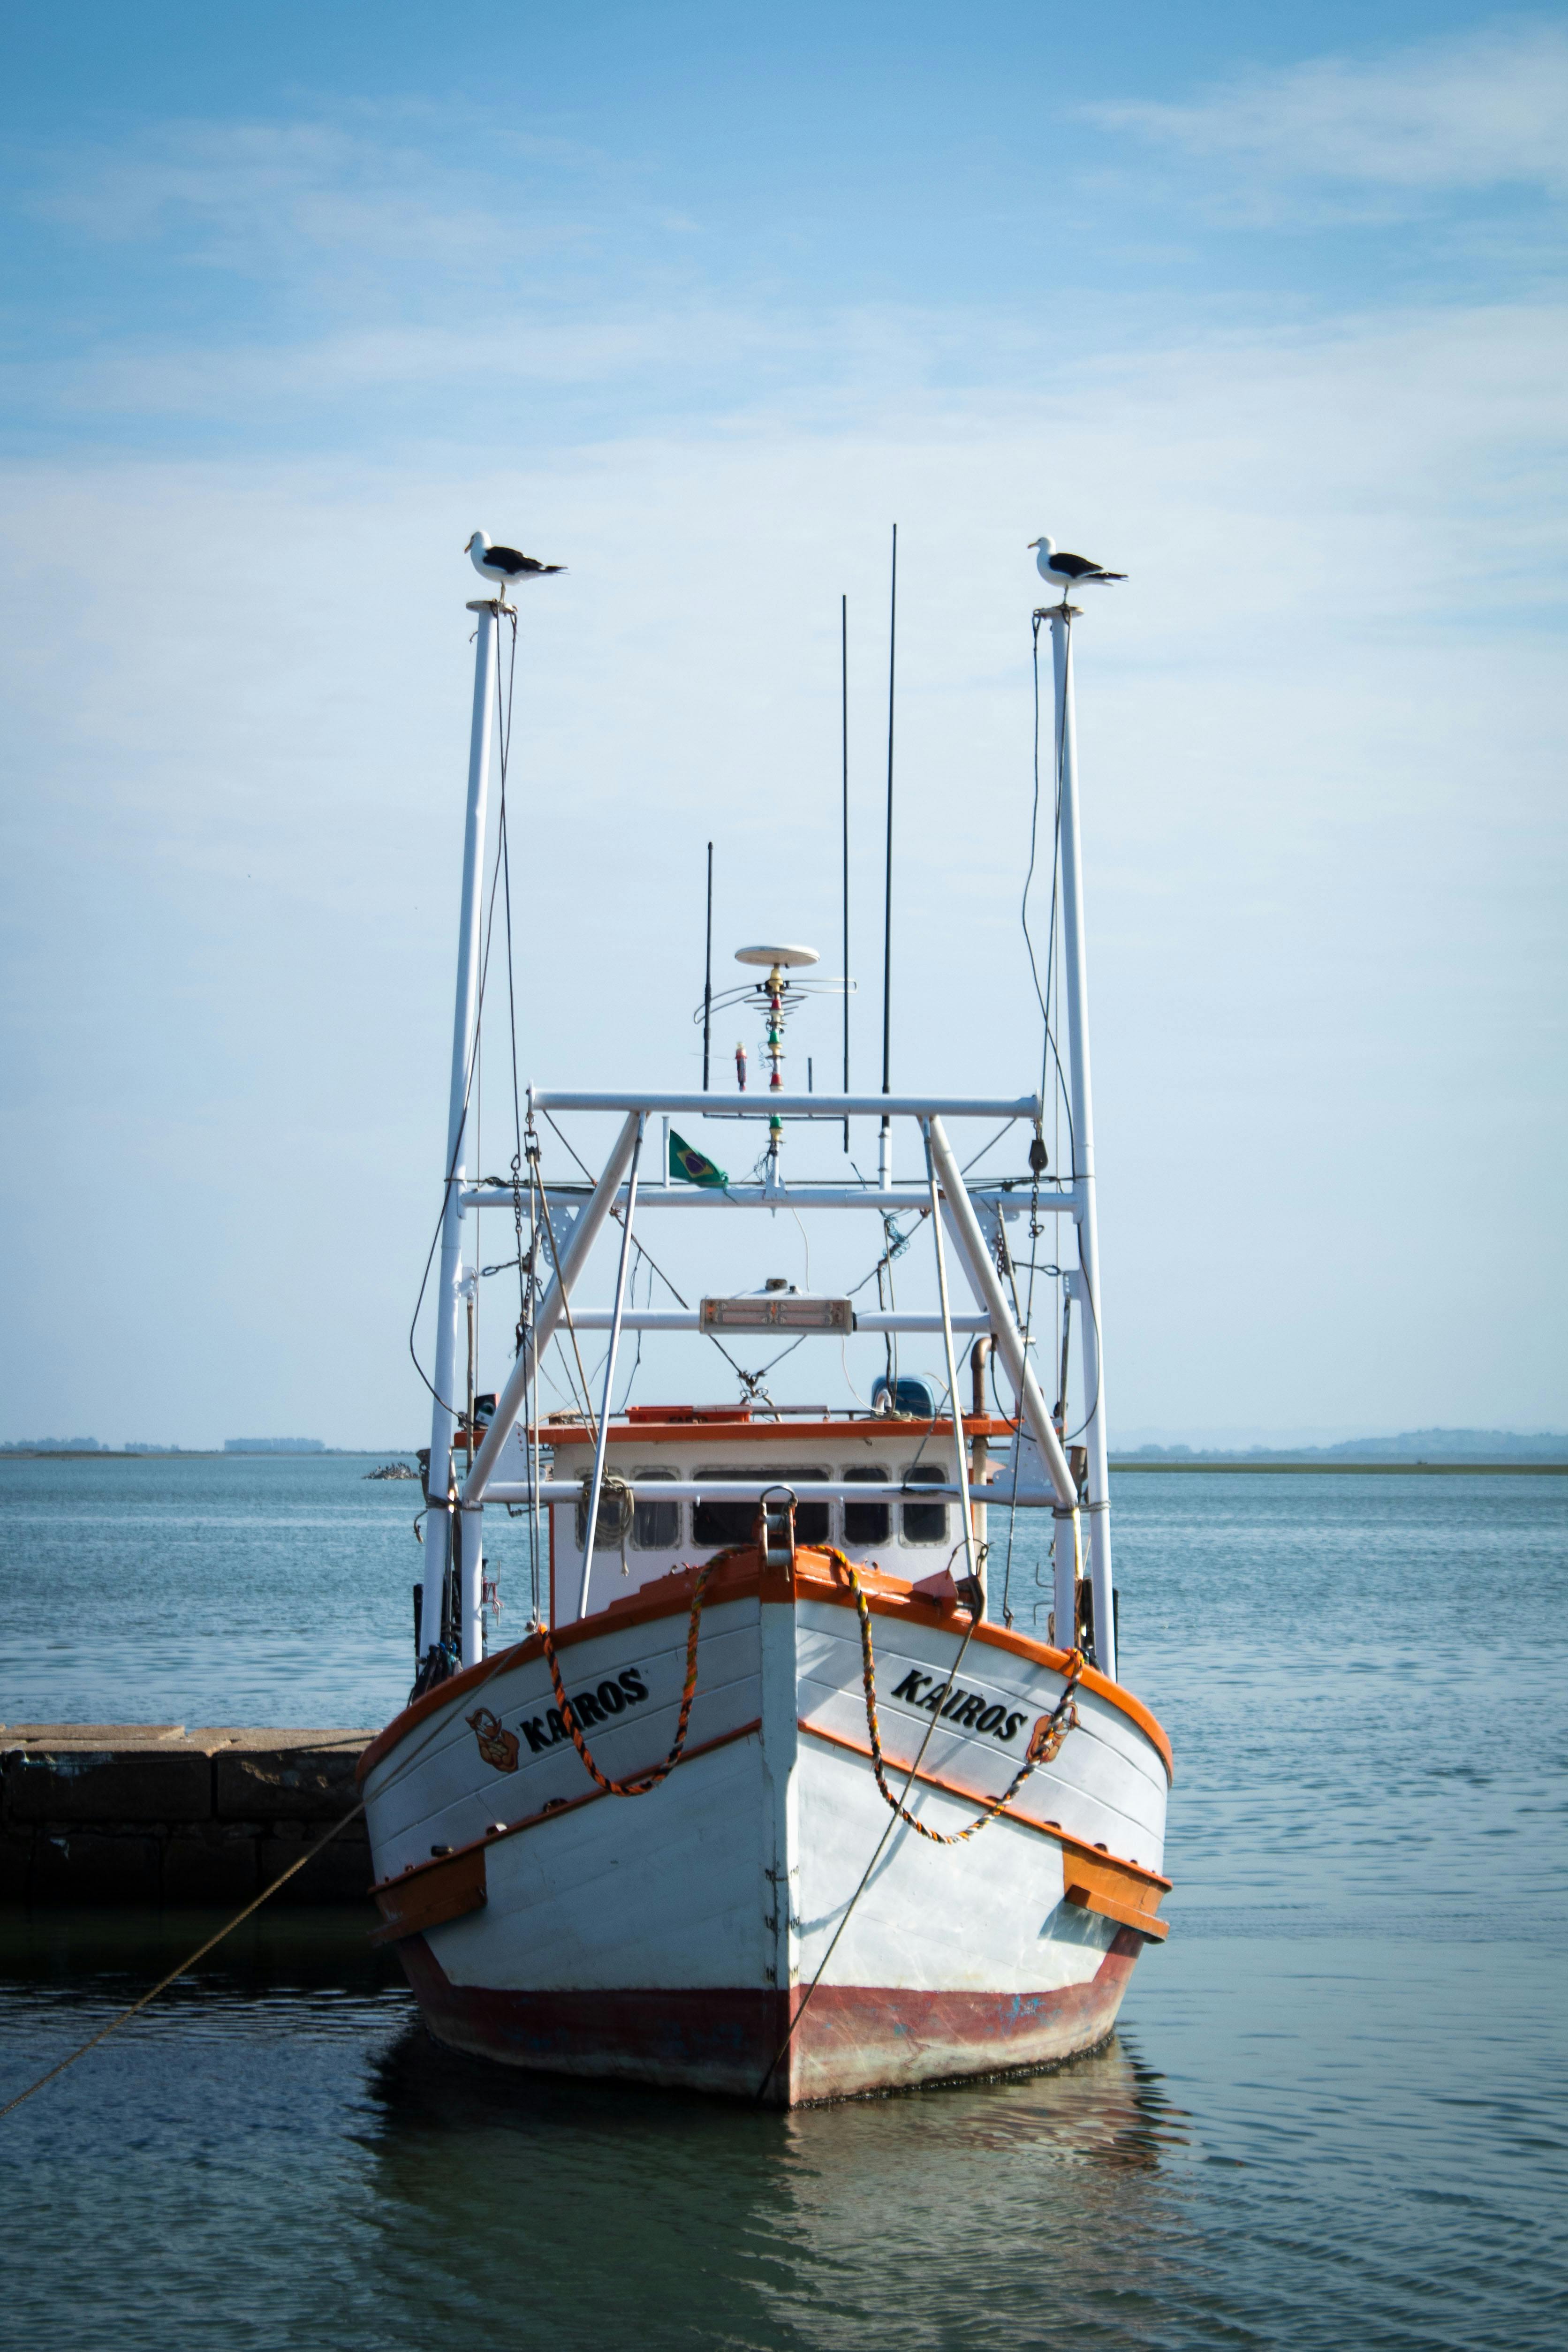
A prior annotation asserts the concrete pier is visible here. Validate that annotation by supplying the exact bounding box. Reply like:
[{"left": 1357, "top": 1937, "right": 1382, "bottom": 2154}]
[{"left": 0, "top": 1726, "right": 371, "bottom": 1905}]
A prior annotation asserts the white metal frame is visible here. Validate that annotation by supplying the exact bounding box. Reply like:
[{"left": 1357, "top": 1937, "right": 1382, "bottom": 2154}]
[
  {"left": 482, "top": 1479, "right": 1055, "bottom": 1508},
  {"left": 574, "top": 1113, "right": 646, "bottom": 1618},
  {"left": 461, "top": 1183, "right": 1079, "bottom": 1215},
  {"left": 531, "top": 1090, "right": 1040, "bottom": 1119},
  {"left": 420, "top": 582, "right": 1118, "bottom": 1682},
  {"left": 1048, "top": 608, "right": 1114, "bottom": 1675},
  {"left": 419, "top": 598, "right": 498, "bottom": 1679},
  {"left": 551, "top": 1310, "right": 991, "bottom": 1333},
  {"left": 450, "top": 1099, "right": 1098, "bottom": 1655}
]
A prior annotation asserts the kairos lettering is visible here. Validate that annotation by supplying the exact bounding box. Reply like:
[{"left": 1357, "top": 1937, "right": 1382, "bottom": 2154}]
[
  {"left": 889, "top": 1668, "right": 1026, "bottom": 1747},
  {"left": 520, "top": 1664, "right": 650, "bottom": 1755}
]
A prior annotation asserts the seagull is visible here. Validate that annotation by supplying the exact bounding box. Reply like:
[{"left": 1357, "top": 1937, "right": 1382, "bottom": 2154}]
[
  {"left": 465, "top": 531, "right": 566, "bottom": 591},
  {"left": 1029, "top": 536, "right": 1127, "bottom": 593}
]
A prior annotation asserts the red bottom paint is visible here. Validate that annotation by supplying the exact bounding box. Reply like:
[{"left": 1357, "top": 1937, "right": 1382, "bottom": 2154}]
[{"left": 397, "top": 1933, "right": 1143, "bottom": 2105}]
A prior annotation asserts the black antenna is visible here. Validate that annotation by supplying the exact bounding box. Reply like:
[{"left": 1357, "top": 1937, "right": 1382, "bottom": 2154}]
[
  {"left": 881, "top": 526, "right": 897, "bottom": 1151},
  {"left": 841, "top": 592, "right": 850, "bottom": 1152},
  {"left": 702, "top": 841, "right": 713, "bottom": 1092}
]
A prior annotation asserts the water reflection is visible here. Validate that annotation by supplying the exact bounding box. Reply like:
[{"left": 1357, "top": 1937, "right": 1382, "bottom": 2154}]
[{"left": 360, "top": 2015, "right": 1190, "bottom": 2348}]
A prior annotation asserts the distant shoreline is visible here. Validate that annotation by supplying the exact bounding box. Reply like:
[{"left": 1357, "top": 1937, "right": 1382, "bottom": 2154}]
[
  {"left": 1, "top": 1447, "right": 1562, "bottom": 1478},
  {"left": 1107, "top": 1459, "right": 1568, "bottom": 1476},
  {"left": 0, "top": 1449, "right": 413, "bottom": 1461}
]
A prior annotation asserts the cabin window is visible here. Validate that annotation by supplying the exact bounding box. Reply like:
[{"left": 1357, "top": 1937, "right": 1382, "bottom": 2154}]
[
  {"left": 795, "top": 1490, "right": 830, "bottom": 1546},
  {"left": 842, "top": 1465, "right": 890, "bottom": 1545},
  {"left": 631, "top": 1467, "right": 681, "bottom": 1550},
  {"left": 693, "top": 1466, "right": 830, "bottom": 1549},
  {"left": 901, "top": 1463, "right": 949, "bottom": 1545}
]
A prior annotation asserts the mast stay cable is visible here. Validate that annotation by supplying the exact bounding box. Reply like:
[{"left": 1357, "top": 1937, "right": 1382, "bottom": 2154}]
[{"left": 406, "top": 602, "right": 521, "bottom": 1419}]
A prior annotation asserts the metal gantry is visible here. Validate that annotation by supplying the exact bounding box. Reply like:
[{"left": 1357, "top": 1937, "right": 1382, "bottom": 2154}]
[{"left": 419, "top": 589, "right": 1116, "bottom": 1686}]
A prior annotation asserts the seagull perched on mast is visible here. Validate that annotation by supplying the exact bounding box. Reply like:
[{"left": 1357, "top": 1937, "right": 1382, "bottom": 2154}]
[
  {"left": 465, "top": 530, "right": 566, "bottom": 591},
  {"left": 1029, "top": 536, "right": 1127, "bottom": 593}
]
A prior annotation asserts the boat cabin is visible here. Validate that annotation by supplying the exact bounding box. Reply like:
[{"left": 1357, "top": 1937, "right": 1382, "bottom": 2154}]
[{"left": 536, "top": 1402, "right": 1016, "bottom": 1620}]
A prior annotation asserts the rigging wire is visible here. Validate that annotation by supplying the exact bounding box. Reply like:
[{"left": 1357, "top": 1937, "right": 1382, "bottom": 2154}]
[
  {"left": 788, "top": 1205, "right": 812, "bottom": 1293},
  {"left": 470, "top": 603, "right": 526, "bottom": 1437},
  {"left": 518, "top": 1146, "right": 543, "bottom": 1622},
  {"left": 406, "top": 604, "right": 521, "bottom": 1420},
  {"left": 536, "top": 1108, "right": 804, "bottom": 1407},
  {"left": 997, "top": 1174, "right": 1041, "bottom": 1630},
  {"left": 881, "top": 525, "right": 896, "bottom": 1098},
  {"left": 1026, "top": 614, "right": 1076, "bottom": 1172},
  {"left": 1005, "top": 610, "right": 1068, "bottom": 1628},
  {"left": 429, "top": 604, "right": 1074, "bottom": 1466},
  {"left": 1008, "top": 608, "right": 1106, "bottom": 1614},
  {"left": 494, "top": 612, "right": 531, "bottom": 1368},
  {"left": 960, "top": 1118, "right": 1020, "bottom": 1178},
  {"left": 841, "top": 590, "right": 850, "bottom": 1152},
  {"left": 847, "top": 1210, "right": 921, "bottom": 1298},
  {"left": 613, "top": 1252, "right": 648, "bottom": 1416},
  {"left": 702, "top": 842, "right": 713, "bottom": 1093},
  {"left": 1043, "top": 612, "right": 1104, "bottom": 1452},
  {"left": 410, "top": 597, "right": 1092, "bottom": 1575},
  {"left": 531, "top": 1152, "right": 600, "bottom": 1444},
  {"left": 1063, "top": 1278, "right": 1104, "bottom": 1447},
  {"left": 474, "top": 955, "right": 482, "bottom": 1433},
  {"left": 878, "top": 525, "right": 897, "bottom": 1184}
]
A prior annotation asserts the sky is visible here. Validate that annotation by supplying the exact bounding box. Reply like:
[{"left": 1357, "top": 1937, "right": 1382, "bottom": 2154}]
[{"left": 0, "top": 2, "right": 1563, "bottom": 1447}]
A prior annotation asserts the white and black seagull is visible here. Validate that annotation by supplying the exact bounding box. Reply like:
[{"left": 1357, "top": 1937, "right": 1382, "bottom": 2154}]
[
  {"left": 465, "top": 530, "right": 566, "bottom": 592},
  {"left": 1029, "top": 536, "right": 1127, "bottom": 594}
]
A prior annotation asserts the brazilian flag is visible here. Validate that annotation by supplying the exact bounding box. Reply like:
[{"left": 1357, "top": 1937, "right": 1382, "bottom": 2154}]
[{"left": 670, "top": 1130, "right": 728, "bottom": 1188}]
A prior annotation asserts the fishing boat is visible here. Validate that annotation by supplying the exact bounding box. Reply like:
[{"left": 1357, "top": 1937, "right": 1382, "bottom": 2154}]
[{"left": 360, "top": 547, "right": 1172, "bottom": 2105}]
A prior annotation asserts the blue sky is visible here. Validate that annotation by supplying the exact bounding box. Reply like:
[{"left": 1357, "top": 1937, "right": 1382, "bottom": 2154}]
[{"left": 1, "top": 3, "right": 1563, "bottom": 1444}]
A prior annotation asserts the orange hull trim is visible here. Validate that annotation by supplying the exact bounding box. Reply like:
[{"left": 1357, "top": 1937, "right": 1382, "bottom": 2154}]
[{"left": 360, "top": 1545, "right": 1173, "bottom": 1785}]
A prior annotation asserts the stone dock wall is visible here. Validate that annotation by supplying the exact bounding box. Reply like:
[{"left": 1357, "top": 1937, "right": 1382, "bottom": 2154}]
[{"left": 0, "top": 1726, "right": 372, "bottom": 1905}]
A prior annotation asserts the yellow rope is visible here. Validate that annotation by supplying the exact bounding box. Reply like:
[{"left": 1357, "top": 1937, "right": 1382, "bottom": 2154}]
[
  {"left": 832, "top": 1550, "right": 1082, "bottom": 1843},
  {"left": 538, "top": 1560, "right": 717, "bottom": 1796}
]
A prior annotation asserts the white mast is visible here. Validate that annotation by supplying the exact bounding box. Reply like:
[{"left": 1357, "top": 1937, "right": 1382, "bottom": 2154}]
[
  {"left": 1049, "top": 607, "right": 1116, "bottom": 1681},
  {"left": 420, "top": 593, "right": 499, "bottom": 1679}
]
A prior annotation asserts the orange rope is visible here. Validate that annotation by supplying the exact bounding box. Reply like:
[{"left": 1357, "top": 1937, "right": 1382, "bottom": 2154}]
[
  {"left": 538, "top": 1560, "right": 717, "bottom": 1796},
  {"left": 830, "top": 1549, "right": 1083, "bottom": 1843}
]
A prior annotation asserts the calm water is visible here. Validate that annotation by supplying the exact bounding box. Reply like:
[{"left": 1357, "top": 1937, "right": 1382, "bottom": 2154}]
[{"left": 1, "top": 1459, "right": 1564, "bottom": 2349}]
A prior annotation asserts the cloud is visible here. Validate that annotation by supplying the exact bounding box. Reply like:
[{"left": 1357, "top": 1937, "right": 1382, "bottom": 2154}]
[
  {"left": 1087, "top": 21, "right": 1568, "bottom": 210},
  {"left": 1, "top": 278, "right": 1564, "bottom": 1441},
  {"left": 2, "top": 62, "right": 1566, "bottom": 1440},
  {"left": 30, "top": 111, "right": 621, "bottom": 269}
]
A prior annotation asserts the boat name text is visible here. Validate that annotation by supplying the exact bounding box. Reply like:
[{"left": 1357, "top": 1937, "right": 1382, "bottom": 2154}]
[
  {"left": 889, "top": 1670, "right": 1027, "bottom": 1745},
  {"left": 518, "top": 1664, "right": 650, "bottom": 1754}
]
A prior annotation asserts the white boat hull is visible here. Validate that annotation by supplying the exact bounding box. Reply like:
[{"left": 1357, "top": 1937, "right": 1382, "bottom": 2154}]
[{"left": 361, "top": 1552, "right": 1171, "bottom": 2104}]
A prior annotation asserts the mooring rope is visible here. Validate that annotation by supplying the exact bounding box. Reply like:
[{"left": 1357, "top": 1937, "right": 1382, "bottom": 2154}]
[
  {"left": 0, "top": 1800, "right": 367, "bottom": 2123},
  {"left": 4, "top": 1550, "right": 601, "bottom": 2125},
  {"left": 839, "top": 1554, "right": 1083, "bottom": 1843},
  {"left": 538, "top": 1558, "right": 718, "bottom": 1796}
]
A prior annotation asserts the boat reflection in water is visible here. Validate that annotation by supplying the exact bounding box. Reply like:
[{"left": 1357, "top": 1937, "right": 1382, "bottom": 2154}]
[{"left": 366, "top": 2021, "right": 1186, "bottom": 2339}]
